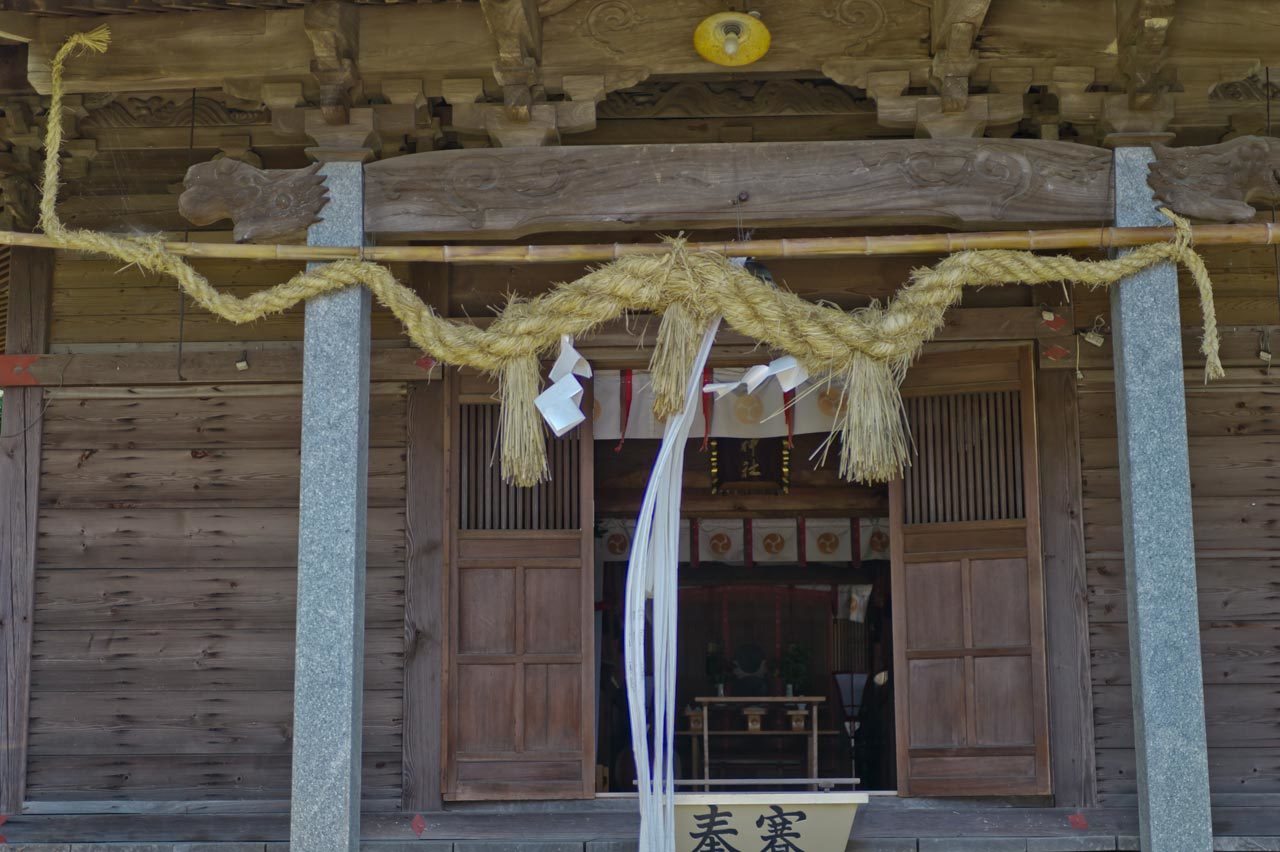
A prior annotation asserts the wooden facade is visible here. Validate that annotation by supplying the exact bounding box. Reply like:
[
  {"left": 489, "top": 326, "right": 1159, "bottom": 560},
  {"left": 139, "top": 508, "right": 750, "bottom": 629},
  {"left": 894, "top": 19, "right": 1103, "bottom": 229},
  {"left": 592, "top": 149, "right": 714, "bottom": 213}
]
[{"left": 0, "top": 1, "right": 1279, "bottom": 849}]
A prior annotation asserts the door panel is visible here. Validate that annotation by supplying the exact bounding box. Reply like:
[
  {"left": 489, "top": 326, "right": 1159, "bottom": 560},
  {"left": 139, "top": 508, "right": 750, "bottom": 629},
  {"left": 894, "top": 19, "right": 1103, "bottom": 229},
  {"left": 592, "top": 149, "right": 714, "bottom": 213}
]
[
  {"left": 891, "top": 346, "right": 1051, "bottom": 796},
  {"left": 445, "top": 384, "right": 595, "bottom": 800}
]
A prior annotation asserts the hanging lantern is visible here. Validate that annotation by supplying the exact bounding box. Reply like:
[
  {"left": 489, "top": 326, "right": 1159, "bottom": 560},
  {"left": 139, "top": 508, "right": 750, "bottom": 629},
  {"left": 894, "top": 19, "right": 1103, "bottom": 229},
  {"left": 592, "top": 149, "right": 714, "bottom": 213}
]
[{"left": 693, "top": 11, "right": 771, "bottom": 67}]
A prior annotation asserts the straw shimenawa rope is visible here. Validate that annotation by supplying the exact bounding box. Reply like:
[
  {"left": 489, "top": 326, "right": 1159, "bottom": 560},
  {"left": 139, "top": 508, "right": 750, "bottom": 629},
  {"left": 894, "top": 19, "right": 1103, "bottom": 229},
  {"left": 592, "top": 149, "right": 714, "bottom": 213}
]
[{"left": 42, "top": 26, "right": 1225, "bottom": 486}]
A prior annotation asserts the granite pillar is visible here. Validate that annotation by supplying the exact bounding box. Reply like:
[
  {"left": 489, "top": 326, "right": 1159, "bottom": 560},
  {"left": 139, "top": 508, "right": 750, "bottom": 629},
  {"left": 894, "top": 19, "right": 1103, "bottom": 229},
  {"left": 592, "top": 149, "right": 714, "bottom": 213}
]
[
  {"left": 290, "top": 158, "right": 371, "bottom": 852},
  {"left": 1110, "top": 146, "right": 1213, "bottom": 852}
]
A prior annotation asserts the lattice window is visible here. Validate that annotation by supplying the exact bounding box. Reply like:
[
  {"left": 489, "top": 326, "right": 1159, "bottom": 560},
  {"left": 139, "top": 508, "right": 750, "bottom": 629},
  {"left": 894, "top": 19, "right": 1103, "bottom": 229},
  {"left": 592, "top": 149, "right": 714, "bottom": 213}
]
[
  {"left": 457, "top": 403, "right": 581, "bottom": 531},
  {"left": 903, "top": 390, "right": 1025, "bottom": 525}
]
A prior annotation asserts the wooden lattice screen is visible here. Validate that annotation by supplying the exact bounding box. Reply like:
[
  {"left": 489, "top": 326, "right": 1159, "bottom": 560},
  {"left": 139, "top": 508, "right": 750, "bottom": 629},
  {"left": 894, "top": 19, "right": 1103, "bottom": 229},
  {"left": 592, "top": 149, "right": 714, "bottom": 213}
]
[
  {"left": 456, "top": 402, "right": 581, "bottom": 531},
  {"left": 902, "top": 390, "right": 1025, "bottom": 525}
]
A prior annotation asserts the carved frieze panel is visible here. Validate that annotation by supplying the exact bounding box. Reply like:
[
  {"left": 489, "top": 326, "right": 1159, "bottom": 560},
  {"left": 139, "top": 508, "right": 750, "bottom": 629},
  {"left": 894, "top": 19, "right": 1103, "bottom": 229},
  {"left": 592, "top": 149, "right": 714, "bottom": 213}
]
[
  {"left": 597, "top": 81, "right": 865, "bottom": 120},
  {"left": 80, "top": 95, "right": 268, "bottom": 130},
  {"left": 539, "top": 0, "right": 929, "bottom": 89}
]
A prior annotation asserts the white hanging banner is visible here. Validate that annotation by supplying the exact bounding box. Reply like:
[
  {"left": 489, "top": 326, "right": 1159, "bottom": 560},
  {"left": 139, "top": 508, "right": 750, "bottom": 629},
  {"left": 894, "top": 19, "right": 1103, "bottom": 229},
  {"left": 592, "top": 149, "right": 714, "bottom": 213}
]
[
  {"left": 593, "top": 369, "right": 839, "bottom": 441},
  {"left": 596, "top": 518, "right": 690, "bottom": 563},
  {"left": 752, "top": 518, "right": 799, "bottom": 563},
  {"left": 805, "top": 518, "right": 854, "bottom": 562},
  {"left": 697, "top": 518, "right": 746, "bottom": 564},
  {"left": 861, "top": 517, "right": 891, "bottom": 560}
]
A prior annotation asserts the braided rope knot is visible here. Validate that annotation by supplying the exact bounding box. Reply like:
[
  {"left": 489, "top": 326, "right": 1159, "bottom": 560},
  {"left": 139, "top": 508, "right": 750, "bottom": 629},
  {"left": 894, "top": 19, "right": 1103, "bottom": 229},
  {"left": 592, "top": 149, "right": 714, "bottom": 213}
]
[{"left": 37, "top": 28, "right": 1224, "bottom": 486}]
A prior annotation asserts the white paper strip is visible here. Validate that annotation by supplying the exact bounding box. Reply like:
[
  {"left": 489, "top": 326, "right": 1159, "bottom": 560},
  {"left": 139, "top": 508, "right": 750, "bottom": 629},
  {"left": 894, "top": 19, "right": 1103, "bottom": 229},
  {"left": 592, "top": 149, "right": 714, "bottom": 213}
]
[
  {"left": 535, "top": 374, "right": 586, "bottom": 437},
  {"left": 549, "top": 334, "right": 592, "bottom": 382}
]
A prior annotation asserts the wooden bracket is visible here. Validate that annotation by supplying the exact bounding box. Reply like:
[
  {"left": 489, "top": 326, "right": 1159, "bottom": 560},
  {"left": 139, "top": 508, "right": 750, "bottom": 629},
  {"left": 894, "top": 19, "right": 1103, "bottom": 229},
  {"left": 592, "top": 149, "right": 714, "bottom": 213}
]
[
  {"left": 178, "top": 159, "right": 329, "bottom": 243},
  {"left": 444, "top": 74, "right": 604, "bottom": 146},
  {"left": 1148, "top": 135, "right": 1280, "bottom": 222}
]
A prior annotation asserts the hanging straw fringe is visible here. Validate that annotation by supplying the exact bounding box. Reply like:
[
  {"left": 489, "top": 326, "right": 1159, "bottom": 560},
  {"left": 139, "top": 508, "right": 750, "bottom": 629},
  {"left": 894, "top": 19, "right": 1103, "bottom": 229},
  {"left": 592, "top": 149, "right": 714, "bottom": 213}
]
[{"left": 38, "top": 28, "right": 1225, "bottom": 486}]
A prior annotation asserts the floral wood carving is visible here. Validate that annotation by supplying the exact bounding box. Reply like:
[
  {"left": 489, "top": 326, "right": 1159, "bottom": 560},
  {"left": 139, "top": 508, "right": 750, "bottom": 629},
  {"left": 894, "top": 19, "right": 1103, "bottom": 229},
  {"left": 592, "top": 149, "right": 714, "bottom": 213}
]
[
  {"left": 80, "top": 95, "right": 266, "bottom": 129},
  {"left": 178, "top": 159, "right": 329, "bottom": 244},
  {"left": 580, "top": 0, "right": 645, "bottom": 57},
  {"left": 598, "top": 81, "right": 863, "bottom": 119},
  {"left": 1148, "top": 136, "right": 1280, "bottom": 222}
]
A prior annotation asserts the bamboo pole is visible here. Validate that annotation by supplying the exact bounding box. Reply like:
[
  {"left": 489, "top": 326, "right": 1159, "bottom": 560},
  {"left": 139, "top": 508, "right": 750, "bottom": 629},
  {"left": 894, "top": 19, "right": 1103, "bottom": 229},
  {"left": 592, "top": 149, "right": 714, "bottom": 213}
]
[{"left": 3, "top": 221, "right": 1277, "bottom": 264}]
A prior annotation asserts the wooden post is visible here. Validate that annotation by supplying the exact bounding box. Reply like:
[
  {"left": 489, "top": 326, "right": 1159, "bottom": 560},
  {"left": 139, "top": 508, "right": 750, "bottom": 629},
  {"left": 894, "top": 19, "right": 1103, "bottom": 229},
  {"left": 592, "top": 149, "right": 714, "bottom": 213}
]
[
  {"left": 1110, "top": 147, "right": 1213, "bottom": 851},
  {"left": 0, "top": 247, "right": 53, "bottom": 812},
  {"left": 1035, "top": 370, "right": 1097, "bottom": 808},
  {"left": 289, "top": 152, "right": 372, "bottom": 852},
  {"left": 402, "top": 263, "right": 449, "bottom": 812}
]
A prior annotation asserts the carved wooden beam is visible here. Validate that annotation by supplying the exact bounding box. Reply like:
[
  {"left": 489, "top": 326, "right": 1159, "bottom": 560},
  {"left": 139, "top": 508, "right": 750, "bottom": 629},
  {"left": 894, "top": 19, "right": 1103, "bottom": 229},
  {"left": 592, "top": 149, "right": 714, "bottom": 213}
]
[
  {"left": 176, "top": 136, "right": 1280, "bottom": 241},
  {"left": 304, "top": 0, "right": 360, "bottom": 127},
  {"left": 178, "top": 158, "right": 329, "bottom": 244},
  {"left": 362, "top": 138, "right": 1115, "bottom": 238},
  {"left": 1147, "top": 136, "right": 1280, "bottom": 222}
]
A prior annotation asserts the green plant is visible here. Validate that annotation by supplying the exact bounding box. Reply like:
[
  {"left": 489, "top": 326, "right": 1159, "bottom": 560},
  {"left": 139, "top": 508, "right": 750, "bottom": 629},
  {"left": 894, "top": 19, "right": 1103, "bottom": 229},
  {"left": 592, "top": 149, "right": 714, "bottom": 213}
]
[{"left": 778, "top": 643, "right": 811, "bottom": 692}]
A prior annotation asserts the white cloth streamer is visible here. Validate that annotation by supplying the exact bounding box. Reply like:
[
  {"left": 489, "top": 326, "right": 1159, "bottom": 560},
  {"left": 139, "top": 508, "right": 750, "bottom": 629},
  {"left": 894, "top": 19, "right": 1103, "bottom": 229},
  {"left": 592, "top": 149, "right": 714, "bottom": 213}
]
[{"left": 624, "top": 316, "right": 723, "bottom": 852}]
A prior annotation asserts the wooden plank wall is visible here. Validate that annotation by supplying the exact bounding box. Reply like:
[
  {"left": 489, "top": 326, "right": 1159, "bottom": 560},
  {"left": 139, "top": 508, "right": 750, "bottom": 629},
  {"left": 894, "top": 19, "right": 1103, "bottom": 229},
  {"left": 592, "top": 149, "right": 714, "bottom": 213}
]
[
  {"left": 1073, "top": 242, "right": 1280, "bottom": 803},
  {"left": 0, "top": 248, "right": 54, "bottom": 811},
  {"left": 25, "top": 382, "right": 408, "bottom": 801},
  {"left": 50, "top": 256, "right": 413, "bottom": 347}
]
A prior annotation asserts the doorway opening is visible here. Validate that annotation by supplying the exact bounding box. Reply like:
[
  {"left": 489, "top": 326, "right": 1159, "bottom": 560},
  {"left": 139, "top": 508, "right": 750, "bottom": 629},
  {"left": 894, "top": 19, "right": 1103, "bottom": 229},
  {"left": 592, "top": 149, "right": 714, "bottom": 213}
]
[{"left": 591, "top": 431, "right": 897, "bottom": 795}]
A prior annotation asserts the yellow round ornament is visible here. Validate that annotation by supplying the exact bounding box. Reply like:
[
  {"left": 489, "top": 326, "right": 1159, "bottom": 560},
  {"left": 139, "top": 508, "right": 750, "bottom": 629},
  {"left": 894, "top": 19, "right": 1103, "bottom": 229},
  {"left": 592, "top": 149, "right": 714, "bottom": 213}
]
[{"left": 693, "top": 11, "right": 771, "bottom": 67}]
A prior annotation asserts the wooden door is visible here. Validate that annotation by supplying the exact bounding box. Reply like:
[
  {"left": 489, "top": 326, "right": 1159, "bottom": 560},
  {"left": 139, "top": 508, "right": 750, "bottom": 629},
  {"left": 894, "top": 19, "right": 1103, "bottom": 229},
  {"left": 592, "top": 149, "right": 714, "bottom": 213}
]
[
  {"left": 890, "top": 346, "right": 1051, "bottom": 796},
  {"left": 444, "top": 376, "right": 595, "bottom": 800}
]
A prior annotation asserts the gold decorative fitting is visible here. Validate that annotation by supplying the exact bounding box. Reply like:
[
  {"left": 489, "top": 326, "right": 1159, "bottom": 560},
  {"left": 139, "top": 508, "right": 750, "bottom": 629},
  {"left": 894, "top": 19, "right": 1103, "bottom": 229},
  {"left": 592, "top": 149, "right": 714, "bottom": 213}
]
[{"left": 694, "top": 12, "right": 771, "bottom": 67}]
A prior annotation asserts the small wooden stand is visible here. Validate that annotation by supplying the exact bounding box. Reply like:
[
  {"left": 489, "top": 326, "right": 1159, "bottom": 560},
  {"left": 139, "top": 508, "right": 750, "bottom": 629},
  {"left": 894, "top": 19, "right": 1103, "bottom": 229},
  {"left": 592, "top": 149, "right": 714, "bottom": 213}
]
[{"left": 687, "top": 696, "right": 825, "bottom": 791}]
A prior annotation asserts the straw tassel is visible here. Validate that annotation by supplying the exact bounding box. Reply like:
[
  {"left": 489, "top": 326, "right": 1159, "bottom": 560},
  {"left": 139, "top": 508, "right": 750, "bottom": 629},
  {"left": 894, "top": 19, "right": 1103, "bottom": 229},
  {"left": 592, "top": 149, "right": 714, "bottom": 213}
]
[
  {"left": 837, "top": 353, "right": 910, "bottom": 484},
  {"left": 498, "top": 355, "right": 548, "bottom": 487},
  {"left": 649, "top": 301, "right": 705, "bottom": 421}
]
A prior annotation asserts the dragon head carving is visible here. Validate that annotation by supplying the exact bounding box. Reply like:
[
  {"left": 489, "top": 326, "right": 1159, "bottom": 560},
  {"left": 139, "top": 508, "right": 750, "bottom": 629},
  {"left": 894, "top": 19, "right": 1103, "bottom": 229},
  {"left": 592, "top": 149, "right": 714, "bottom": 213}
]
[
  {"left": 1148, "top": 136, "right": 1280, "bottom": 222},
  {"left": 178, "top": 158, "right": 329, "bottom": 243}
]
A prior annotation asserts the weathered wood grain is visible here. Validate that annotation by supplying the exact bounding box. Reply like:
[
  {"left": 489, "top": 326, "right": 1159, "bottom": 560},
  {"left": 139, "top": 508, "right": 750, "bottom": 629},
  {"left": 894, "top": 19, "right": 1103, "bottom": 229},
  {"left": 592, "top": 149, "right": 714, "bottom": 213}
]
[
  {"left": 1083, "top": 496, "right": 1280, "bottom": 556},
  {"left": 1095, "top": 684, "right": 1280, "bottom": 748},
  {"left": 42, "top": 392, "right": 407, "bottom": 449},
  {"left": 24, "top": 752, "right": 402, "bottom": 801},
  {"left": 52, "top": 310, "right": 408, "bottom": 345},
  {"left": 363, "top": 139, "right": 1114, "bottom": 238},
  {"left": 31, "top": 628, "right": 404, "bottom": 693},
  {"left": 27, "top": 689, "right": 402, "bottom": 755},
  {"left": 1035, "top": 370, "right": 1096, "bottom": 807},
  {"left": 39, "top": 446, "right": 406, "bottom": 509},
  {"left": 1081, "top": 435, "right": 1280, "bottom": 498},
  {"left": 0, "top": 246, "right": 53, "bottom": 811},
  {"left": 33, "top": 566, "right": 404, "bottom": 629},
  {"left": 37, "top": 507, "right": 406, "bottom": 569},
  {"left": 1096, "top": 747, "right": 1280, "bottom": 795},
  {"left": 8, "top": 348, "right": 432, "bottom": 386},
  {"left": 403, "top": 378, "right": 447, "bottom": 810},
  {"left": 1088, "top": 558, "right": 1280, "bottom": 623},
  {"left": 1078, "top": 387, "right": 1280, "bottom": 438},
  {"left": 1091, "top": 620, "right": 1280, "bottom": 686}
]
